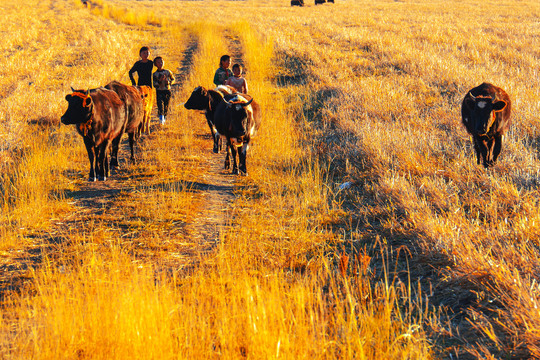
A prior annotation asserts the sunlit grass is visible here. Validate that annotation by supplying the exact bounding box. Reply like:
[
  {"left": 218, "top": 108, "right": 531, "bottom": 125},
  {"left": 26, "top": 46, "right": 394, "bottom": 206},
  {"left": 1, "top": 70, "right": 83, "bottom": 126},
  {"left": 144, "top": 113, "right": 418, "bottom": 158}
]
[{"left": 1, "top": 0, "right": 539, "bottom": 358}]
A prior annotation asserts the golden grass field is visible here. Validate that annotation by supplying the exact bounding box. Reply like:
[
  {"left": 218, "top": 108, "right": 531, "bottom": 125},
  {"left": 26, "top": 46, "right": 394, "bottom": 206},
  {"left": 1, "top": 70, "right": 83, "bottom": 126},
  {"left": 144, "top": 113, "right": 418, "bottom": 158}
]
[{"left": 1, "top": 0, "right": 540, "bottom": 358}]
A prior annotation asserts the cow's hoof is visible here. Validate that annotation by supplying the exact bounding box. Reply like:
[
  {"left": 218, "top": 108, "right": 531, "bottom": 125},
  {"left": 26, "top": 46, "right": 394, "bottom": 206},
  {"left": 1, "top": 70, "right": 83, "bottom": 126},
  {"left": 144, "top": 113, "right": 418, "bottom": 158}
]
[
  {"left": 224, "top": 161, "right": 230, "bottom": 170},
  {"left": 98, "top": 176, "right": 106, "bottom": 181},
  {"left": 232, "top": 168, "right": 239, "bottom": 175},
  {"left": 88, "top": 177, "right": 96, "bottom": 182}
]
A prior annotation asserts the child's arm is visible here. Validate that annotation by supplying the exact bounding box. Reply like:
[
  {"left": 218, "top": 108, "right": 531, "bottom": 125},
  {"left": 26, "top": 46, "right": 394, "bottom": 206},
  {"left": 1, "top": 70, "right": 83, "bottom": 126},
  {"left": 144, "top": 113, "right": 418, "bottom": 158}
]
[
  {"left": 213, "top": 70, "right": 221, "bottom": 86},
  {"left": 243, "top": 79, "right": 248, "bottom": 94},
  {"left": 128, "top": 62, "right": 138, "bottom": 86},
  {"left": 169, "top": 70, "right": 175, "bottom": 86},
  {"left": 153, "top": 72, "right": 160, "bottom": 88}
]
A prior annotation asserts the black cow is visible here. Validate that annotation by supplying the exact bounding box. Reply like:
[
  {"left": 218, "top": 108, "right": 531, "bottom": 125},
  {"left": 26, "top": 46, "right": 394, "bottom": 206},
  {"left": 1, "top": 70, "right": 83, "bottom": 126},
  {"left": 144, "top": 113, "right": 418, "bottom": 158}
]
[
  {"left": 214, "top": 93, "right": 261, "bottom": 175},
  {"left": 105, "top": 81, "right": 145, "bottom": 163},
  {"left": 184, "top": 86, "right": 227, "bottom": 153},
  {"left": 461, "top": 83, "right": 512, "bottom": 168},
  {"left": 61, "top": 88, "right": 126, "bottom": 181}
]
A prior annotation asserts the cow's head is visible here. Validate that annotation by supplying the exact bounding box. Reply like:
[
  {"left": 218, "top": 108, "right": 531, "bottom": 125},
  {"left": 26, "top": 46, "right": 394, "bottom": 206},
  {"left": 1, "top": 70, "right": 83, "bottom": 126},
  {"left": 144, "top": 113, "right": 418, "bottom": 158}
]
[
  {"left": 61, "top": 88, "right": 93, "bottom": 125},
  {"left": 224, "top": 96, "right": 253, "bottom": 140},
  {"left": 184, "top": 86, "right": 209, "bottom": 110},
  {"left": 464, "top": 93, "right": 507, "bottom": 135}
]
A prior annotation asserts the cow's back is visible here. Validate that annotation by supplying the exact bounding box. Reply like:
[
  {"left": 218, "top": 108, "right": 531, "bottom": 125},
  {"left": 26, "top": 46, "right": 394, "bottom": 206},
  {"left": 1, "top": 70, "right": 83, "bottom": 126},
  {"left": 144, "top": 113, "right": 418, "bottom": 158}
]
[
  {"left": 89, "top": 88, "right": 126, "bottom": 145},
  {"left": 105, "top": 81, "right": 144, "bottom": 134}
]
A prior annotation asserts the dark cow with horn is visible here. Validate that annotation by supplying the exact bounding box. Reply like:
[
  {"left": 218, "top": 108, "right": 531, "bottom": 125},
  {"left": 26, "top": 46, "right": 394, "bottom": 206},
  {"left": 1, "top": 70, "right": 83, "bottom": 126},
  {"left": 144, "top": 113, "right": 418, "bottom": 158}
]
[
  {"left": 105, "top": 80, "right": 145, "bottom": 162},
  {"left": 61, "top": 88, "right": 126, "bottom": 181},
  {"left": 461, "top": 82, "right": 512, "bottom": 168},
  {"left": 214, "top": 93, "right": 261, "bottom": 175},
  {"left": 184, "top": 86, "right": 228, "bottom": 153}
]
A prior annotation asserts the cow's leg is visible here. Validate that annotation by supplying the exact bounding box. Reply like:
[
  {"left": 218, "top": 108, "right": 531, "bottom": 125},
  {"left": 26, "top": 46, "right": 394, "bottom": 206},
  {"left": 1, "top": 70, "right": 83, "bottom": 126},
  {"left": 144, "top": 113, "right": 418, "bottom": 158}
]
[
  {"left": 492, "top": 135, "right": 503, "bottom": 164},
  {"left": 478, "top": 139, "right": 490, "bottom": 168},
  {"left": 215, "top": 133, "right": 223, "bottom": 153},
  {"left": 128, "top": 133, "right": 136, "bottom": 162},
  {"left": 83, "top": 137, "right": 96, "bottom": 182},
  {"left": 110, "top": 133, "right": 122, "bottom": 169},
  {"left": 229, "top": 141, "right": 239, "bottom": 175},
  {"left": 473, "top": 137, "right": 481, "bottom": 166},
  {"left": 484, "top": 138, "right": 496, "bottom": 167},
  {"left": 224, "top": 139, "right": 231, "bottom": 170},
  {"left": 145, "top": 112, "right": 151, "bottom": 134},
  {"left": 239, "top": 143, "right": 249, "bottom": 176},
  {"left": 104, "top": 144, "right": 110, "bottom": 179},
  {"left": 97, "top": 141, "right": 109, "bottom": 181},
  {"left": 206, "top": 117, "right": 220, "bottom": 154}
]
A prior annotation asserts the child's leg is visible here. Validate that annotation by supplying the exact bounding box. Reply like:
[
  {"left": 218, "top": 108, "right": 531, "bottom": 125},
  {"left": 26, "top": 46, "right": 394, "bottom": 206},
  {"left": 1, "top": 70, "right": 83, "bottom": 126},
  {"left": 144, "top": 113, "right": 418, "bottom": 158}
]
[
  {"left": 156, "top": 90, "right": 164, "bottom": 116},
  {"left": 163, "top": 90, "right": 172, "bottom": 116}
]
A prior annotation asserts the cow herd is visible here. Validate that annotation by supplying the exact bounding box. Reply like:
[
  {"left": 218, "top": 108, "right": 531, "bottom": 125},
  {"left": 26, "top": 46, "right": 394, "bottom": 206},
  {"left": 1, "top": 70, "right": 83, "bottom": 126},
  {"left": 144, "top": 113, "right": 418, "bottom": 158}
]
[
  {"left": 61, "top": 80, "right": 511, "bottom": 182},
  {"left": 61, "top": 81, "right": 260, "bottom": 181},
  {"left": 291, "top": 0, "right": 334, "bottom": 6}
]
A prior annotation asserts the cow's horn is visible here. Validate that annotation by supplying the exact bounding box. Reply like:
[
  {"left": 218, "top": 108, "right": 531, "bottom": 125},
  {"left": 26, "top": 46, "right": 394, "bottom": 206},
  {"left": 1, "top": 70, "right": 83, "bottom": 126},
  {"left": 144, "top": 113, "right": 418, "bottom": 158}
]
[
  {"left": 468, "top": 92, "right": 476, "bottom": 100},
  {"left": 71, "top": 87, "right": 76, "bottom": 92},
  {"left": 240, "top": 98, "right": 253, "bottom": 107}
]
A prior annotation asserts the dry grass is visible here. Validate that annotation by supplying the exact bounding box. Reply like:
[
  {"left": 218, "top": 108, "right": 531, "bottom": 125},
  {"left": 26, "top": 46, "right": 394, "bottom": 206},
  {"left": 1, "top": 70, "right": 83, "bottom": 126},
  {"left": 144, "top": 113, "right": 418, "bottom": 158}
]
[{"left": 1, "top": 0, "right": 539, "bottom": 358}]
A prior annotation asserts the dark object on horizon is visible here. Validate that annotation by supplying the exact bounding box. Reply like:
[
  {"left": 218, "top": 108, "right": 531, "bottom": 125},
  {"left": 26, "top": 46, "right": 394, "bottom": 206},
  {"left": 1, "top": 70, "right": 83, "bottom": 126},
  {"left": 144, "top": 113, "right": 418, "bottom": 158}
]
[
  {"left": 461, "top": 82, "right": 512, "bottom": 168},
  {"left": 291, "top": 0, "right": 304, "bottom": 6}
]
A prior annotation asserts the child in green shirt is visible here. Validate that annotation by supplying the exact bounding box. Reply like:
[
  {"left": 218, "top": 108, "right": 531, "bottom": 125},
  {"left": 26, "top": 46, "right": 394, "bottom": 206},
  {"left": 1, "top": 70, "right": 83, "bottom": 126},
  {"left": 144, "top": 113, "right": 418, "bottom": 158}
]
[{"left": 213, "top": 55, "right": 233, "bottom": 87}]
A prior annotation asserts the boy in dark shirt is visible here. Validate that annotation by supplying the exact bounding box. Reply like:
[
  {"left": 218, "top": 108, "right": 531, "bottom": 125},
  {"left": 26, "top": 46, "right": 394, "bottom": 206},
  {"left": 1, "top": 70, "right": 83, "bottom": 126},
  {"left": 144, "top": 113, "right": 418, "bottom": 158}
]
[{"left": 129, "top": 46, "right": 153, "bottom": 87}]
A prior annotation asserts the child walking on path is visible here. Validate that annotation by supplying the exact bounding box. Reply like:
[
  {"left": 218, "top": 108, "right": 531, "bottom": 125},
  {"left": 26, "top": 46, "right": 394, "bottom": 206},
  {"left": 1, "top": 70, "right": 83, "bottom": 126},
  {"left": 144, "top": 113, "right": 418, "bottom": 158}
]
[
  {"left": 225, "top": 63, "right": 248, "bottom": 93},
  {"left": 153, "top": 56, "right": 175, "bottom": 125},
  {"left": 129, "top": 46, "right": 154, "bottom": 87},
  {"left": 213, "top": 55, "right": 233, "bottom": 87}
]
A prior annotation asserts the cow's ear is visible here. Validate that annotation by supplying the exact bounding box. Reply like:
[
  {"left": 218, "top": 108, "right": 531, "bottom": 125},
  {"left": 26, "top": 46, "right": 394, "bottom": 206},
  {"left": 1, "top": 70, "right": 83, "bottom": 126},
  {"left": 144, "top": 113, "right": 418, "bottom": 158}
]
[
  {"left": 65, "top": 95, "right": 71, "bottom": 101},
  {"left": 85, "top": 96, "right": 93, "bottom": 107},
  {"left": 493, "top": 100, "right": 507, "bottom": 112},
  {"left": 464, "top": 97, "right": 475, "bottom": 109}
]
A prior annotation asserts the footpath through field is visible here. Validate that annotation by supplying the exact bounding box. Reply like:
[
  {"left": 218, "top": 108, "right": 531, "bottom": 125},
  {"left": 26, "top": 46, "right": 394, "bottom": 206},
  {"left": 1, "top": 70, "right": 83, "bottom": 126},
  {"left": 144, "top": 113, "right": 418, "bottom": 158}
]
[{"left": 0, "top": 30, "right": 238, "bottom": 294}]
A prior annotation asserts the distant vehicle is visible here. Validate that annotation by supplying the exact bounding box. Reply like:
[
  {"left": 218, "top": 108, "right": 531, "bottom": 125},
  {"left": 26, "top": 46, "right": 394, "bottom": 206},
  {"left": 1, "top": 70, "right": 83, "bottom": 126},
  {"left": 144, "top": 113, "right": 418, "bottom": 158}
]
[{"left": 291, "top": 0, "right": 304, "bottom": 6}]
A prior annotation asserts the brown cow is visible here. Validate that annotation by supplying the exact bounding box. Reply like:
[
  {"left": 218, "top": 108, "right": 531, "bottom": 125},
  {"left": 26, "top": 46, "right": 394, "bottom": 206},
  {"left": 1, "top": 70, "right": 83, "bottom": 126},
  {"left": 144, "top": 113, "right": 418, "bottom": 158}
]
[
  {"left": 135, "top": 85, "right": 155, "bottom": 135},
  {"left": 61, "top": 88, "right": 126, "bottom": 181},
  {"left": 105, "top": 81, "right": 145, "bottom": 162},
  {"left": 461, "top": 82, "right": 512, "bottom": 168}
]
